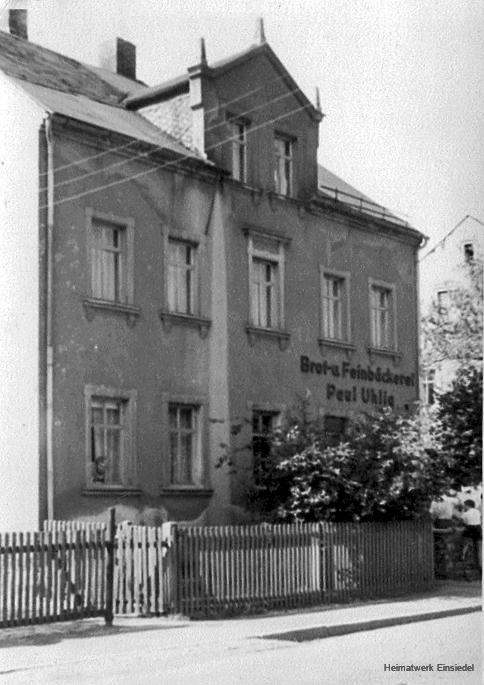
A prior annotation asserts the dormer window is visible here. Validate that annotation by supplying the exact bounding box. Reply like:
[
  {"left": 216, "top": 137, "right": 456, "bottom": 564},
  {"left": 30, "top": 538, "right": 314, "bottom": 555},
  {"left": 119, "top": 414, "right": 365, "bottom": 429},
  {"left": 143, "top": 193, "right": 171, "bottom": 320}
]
[
  {"left": 230, "top": 119, "right": 248, "bottom": 183},
  {"left": 274, "top": 135, "right": 293, "bottom": 195}
]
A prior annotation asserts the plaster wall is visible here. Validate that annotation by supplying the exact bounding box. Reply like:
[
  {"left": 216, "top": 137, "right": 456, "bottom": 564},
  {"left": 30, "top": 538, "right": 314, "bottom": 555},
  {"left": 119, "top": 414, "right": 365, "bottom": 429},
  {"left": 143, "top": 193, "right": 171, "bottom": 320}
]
[
  {"left": 49, "top": 127, "right": 222, "bottom": 523},
  {"left": 0, "top": 74, "right": 43, "bottom": 531},
  {"left": 224, "top": 188, "right": 421, "bottom": 505},
  {"left": 203, "top": 52, "right": 319, "bottom": 198}
]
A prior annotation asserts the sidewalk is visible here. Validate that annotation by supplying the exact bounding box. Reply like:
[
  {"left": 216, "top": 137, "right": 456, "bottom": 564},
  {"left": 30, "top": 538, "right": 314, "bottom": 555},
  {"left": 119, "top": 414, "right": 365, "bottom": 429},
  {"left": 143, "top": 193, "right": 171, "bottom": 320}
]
[{"left": 0, "top": 580, "right": 481, "bottom": 679}]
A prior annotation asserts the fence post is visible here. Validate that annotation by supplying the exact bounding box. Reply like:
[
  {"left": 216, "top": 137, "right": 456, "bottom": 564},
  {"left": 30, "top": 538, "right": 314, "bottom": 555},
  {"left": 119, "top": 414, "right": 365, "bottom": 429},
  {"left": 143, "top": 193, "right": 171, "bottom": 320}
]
[
  {"left": 162, "top": 522, "right": 178, "bottom": 614},
  {"left": 104, "top": 507, "right": 116, "bottom": 625}
]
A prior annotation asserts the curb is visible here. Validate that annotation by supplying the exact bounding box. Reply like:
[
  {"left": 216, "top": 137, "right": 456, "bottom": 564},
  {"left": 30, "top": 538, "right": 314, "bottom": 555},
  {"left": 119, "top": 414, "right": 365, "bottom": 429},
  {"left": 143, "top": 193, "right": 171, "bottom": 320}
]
[{"left": 260, "top": 605, "right": 482, "bottom": 642}]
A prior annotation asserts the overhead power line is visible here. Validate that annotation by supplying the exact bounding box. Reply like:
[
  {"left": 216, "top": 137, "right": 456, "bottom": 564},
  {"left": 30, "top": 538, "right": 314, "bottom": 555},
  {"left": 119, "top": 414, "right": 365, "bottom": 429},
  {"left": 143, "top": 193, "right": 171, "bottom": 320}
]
[
  {"left": 40, "top": 100, "right": 313, "bottom": 210},
  {"left": 41, "top": 69, "right": 316, "bottom": 178},
  {"left": 419, "top": 215, "right": 484, "bottom": 262},
  {"left": 41, "top": 85, "right": 307, "bottom": 193}
]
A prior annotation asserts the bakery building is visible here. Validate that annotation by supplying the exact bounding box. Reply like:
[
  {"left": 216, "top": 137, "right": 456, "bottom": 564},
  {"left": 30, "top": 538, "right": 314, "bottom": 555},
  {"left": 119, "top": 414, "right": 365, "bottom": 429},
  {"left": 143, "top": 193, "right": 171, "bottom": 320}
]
[{"left": 0, "top": 14, "right": 424, "bottom": 529}]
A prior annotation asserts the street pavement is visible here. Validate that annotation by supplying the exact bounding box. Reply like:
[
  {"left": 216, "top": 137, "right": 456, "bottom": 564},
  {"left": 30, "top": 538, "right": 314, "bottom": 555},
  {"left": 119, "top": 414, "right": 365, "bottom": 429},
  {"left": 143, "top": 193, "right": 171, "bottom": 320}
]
[{"left": 0, "top": 581, "right": 481, "bottom": 684}]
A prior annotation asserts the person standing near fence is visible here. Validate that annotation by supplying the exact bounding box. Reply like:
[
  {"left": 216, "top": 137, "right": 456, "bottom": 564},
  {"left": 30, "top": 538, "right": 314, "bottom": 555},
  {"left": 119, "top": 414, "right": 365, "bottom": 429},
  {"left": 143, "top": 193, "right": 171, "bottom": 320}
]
[
  {"left": 429, "top": 491, "right": 458, "bottom": 528},
  {"left": 461, "top": 499, "right": 482, "bottom": 571}
]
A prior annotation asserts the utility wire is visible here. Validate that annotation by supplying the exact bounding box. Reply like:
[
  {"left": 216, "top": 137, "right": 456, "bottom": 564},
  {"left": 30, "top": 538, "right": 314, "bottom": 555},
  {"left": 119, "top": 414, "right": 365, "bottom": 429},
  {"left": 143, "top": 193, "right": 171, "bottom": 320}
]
[
  {"left": 40, "top": 69, "right": 315, "bottom": 178},
  {"left": 419, "top": 215, "right": 484, "bottom": 262},
  {"left": 42, "top": 85, "right": 305, "bottom": 193},
  {"left": 41, "top": 100, "right": 312, "bottom": 210}
]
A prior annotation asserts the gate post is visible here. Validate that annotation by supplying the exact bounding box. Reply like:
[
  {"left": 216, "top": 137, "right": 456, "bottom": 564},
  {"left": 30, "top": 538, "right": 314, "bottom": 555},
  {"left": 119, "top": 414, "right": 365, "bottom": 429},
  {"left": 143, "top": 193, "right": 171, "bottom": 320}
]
[
  {"left": 162, "top": 522, "right": 178, "bottom": 614},
  {"left": 105, "top": 507, "right": 116, "bottom": 625}
]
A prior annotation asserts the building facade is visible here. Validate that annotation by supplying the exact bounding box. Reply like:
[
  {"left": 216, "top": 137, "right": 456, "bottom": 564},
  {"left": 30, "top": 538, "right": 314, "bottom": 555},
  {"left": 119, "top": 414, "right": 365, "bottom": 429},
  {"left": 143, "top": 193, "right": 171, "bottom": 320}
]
[
  {"left": 0, "top": 16, "right": 424, "bottom": 529},
  {"left": 419, "top": 215, "right": 483, "bottom": 404}
]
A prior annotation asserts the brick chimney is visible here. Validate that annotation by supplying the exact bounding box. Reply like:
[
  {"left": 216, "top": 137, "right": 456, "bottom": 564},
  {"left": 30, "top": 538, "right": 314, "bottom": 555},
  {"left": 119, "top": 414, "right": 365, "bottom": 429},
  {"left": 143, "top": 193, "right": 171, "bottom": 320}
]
[
  {"left": 99, "top": 37, "right": 136, "bottom": 80},
  {"left": 9, "top": 9, "right": 28, "bottom": 40}
]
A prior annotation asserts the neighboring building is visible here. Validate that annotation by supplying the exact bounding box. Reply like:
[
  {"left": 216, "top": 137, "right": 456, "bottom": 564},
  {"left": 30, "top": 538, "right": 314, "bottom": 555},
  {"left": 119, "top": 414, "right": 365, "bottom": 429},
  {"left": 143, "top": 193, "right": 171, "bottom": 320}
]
[
  {"left": 419, "top": 215, "right": 483, "bottom": 404},
  {"left": 0, "top": 15, "right": 425, "bottom": 529}
]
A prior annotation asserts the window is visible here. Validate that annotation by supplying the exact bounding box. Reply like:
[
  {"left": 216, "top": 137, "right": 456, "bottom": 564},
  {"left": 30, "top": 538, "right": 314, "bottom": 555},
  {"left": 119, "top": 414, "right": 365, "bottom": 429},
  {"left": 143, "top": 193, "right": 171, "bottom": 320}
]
[
  {"left": 422, "top": 370, "right": 436, "bottom": 405},
  {"left": 252, "top": 258, "right": 279, "bottom": 328},
  {"left": 169, "top": 404, "right": 200, "bottom": 485},
  {"left": 252, "top": 410, "right": 278, "bottom": 483},
  {"left": 324, "top": 415, "right": 347, "bottom": 446},
  {"left": 91, "top": 218, "right": 127, "bottom": 302},
  {"left": 248, "top": 233, "right": 286, "bottom": 330},
  {"left": 167, "top": 240, "right": 197, "bottom": 315},
  {"left": 464, "top": 243, "right": 474, "bottom": 262},
  {"left": 230, "top": 119, "right": 247, "bottom": 182},
  {"left": 437, "top": 290, "right": 449, "bottom": 315},
  {"left": 370, "top": 282, "right": 395, "bottom": 349},
  {"left": 321, "top": 272, "right": 351, "bottom": 340},
  {"left": 274, "top": 135, "right": 293, "bottom": 195},
  {"left": 85, "top": 385, "right": 137, "bottom": 489}
]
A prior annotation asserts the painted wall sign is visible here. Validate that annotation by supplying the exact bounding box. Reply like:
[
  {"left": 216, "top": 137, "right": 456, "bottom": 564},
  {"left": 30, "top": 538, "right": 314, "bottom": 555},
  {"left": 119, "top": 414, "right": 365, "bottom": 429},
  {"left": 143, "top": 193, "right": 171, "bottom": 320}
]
[{"left": 300, "top": 355, "right": 416, "bottom": 408}]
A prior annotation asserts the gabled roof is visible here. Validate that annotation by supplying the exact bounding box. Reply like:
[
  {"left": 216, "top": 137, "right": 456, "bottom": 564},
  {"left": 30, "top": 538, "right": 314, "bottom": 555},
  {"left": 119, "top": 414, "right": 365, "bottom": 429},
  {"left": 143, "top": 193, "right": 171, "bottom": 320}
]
[
  {"left": 0, "top": 30, "right": 126, "bottom": 105},
  {"left": 126, "top": 41, "right": 322, "bottom": 122},
  {"left": 15, "top": 79, "right": 196, "bottom": 157},
  {"left": 0, "top": 30, "right": 201, "bottom": 160}
]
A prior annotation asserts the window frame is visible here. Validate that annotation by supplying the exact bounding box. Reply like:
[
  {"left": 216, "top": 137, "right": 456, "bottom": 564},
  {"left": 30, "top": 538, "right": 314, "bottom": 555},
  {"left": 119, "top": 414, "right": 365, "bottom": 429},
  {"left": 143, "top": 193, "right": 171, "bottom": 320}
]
[
  {"left": 274, "top": 133, "right": 294, "bottom": 196},
  {"left": 166, "top": 237, "right": 199, "bottom": 316},
  {"left": 247, "top": 231, "right": 287, "bottom": 331},
  {"left": 160, "top": 392, "right": 207, "bottom": 490},
  {"left": 422, "top": 369, "right": 436, "bottom": 405},
  {"left": 86, "top": 208, "right": 135, "bottom": 305},
  {"left": 84, "top": 384, "right": 138, "bottom": 492},
  {"left": 229, "top": 116, "right": 248, "bottom": 183},
  {"left": 368, "top": 278, "right": 397, "bottom": 351},
  {"left": 320, "top": 268, "right": 351, "bottom": 343},
  {"left": 324, "top": 414, "right": 348, "bottom": 446},
  {"left": 251, "top": 408, "right": 280, "bottom": 484},
  {"left": 463, "top": 242, "right": 474, "bottom": 262}
]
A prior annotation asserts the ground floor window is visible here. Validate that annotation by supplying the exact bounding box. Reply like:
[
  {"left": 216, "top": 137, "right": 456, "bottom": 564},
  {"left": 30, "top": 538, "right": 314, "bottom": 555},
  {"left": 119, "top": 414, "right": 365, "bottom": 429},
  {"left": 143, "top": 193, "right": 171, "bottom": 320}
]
[
  {"left": 324, "top": 415, "right": 347, "bottom": 446},
  {"left": 252, "top": 410, "right": 279, "bottom": 482},
  {"left": 85, "top": 385, "right": 137, "bottom": 488},
  {"left": 169, "top": 403, "right": 200, "bottom": 485}
]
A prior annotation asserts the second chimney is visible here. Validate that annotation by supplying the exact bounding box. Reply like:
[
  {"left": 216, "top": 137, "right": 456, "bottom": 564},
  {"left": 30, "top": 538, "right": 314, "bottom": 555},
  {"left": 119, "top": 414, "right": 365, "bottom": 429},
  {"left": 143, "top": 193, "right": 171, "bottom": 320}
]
[
  {"left": 100, "top": 37, "right": 136, "bottom": 81},
  {"left": 9, "top": 9, "right": 28, "bottom": 40}
]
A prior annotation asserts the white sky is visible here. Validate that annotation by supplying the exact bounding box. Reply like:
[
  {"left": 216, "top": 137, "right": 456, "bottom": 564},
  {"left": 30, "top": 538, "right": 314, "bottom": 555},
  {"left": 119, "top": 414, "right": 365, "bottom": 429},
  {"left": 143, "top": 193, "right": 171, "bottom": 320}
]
[{"left": 2, "top": 0, "right": 483, "bottom": 247}]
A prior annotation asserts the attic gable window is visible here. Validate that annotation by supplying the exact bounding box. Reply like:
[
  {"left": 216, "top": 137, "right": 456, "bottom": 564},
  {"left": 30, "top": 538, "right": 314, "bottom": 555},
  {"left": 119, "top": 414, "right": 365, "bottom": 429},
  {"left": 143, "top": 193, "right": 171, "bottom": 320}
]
[
  {"left": 274, "top": 134, "right": 293, "bottom": 195},
  {"left": 230, "top": 119, "right": 248, "bottom": 183}
]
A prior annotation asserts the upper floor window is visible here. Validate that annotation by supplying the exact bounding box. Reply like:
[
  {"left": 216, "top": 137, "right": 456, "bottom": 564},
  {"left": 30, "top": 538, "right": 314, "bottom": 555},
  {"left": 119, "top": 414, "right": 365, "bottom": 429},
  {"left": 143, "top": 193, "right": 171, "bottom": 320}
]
[
  {"left": 248, "top": 234, "right": 286, "bottom": 330},
  {"left": 167, "top": 240, "right": 197, "bottom": 315},
  {"left": 369, "top": 281, "right": 395, "bottom": 350},
  {"left": 230, "top": 119, "right": 248, "bottom": 183},
  {"left": 85, "top": 385, "right": 137, "bottom": 489},
  {"left": 169, "top": 403, "right": 200, "bottom": 485},
  {"left": 274, "top": 135, "right": 293, "bottom": 195},
  {"left": 91, "top": 219, "right": 126, "bottom": 302},
  {"left": 464, "top": 243, "right": 474, "bottom": 262},
  {"left": 321, "top": 271, "right": 350, "bottom": 341},
  {"left": 87, "top": 209, "right": 135, "bottom": 308}
]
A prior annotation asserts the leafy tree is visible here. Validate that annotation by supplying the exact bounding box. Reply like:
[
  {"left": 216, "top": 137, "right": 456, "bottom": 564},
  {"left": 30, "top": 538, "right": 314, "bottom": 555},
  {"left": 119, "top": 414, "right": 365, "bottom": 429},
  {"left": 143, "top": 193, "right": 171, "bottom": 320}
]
[
  {"left": 434, "top": 364, "right": 482, "bottom": 488},
  {"left": 421, "top": 258, "right": 482, "bottom": 368},
  {"left": 245, "top": 400, "right": 450, "bottom": 523}
]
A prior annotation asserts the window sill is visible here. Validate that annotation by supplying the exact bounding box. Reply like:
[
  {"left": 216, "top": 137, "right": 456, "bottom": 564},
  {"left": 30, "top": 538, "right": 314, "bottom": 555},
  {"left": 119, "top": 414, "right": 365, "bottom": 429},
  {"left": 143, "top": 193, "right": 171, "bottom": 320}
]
[
  {"left": 160, "top": 487, "right": 213, "bottom": 498},
  {"left": 159, "top": 310, "right": 211, "bottom": 338},
  {"left": 318, "top": 338, "right": 356, "bottom": 359},
  {"left": 368, "top": 346, "right": 403, "bottom": 364},
  {"left": 82, "top": 486, "right": 142, "bottom": 497},
  {"left": 245, "top": 325, "right": 290, "bottom": 351},
  {"left": 83, "top": 298, "right": 141, "bottom": 327}
]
